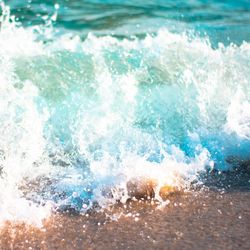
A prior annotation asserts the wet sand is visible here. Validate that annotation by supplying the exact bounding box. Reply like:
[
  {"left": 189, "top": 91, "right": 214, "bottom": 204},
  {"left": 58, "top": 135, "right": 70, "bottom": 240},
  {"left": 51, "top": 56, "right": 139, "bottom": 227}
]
[{"left": 1, "top": 172, "right": 250, "bottom": 250}]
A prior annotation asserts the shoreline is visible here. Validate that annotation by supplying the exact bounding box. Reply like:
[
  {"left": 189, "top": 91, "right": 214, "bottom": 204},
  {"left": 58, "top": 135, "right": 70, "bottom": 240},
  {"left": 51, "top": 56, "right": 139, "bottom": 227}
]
[{"left": 1, "top": 186, "right": 249, "bottom": 250}]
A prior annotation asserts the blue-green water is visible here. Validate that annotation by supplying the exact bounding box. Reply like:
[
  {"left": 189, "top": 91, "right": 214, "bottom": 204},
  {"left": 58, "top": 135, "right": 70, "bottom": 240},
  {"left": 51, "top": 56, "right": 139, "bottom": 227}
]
[
  {"left": 0, "top": 0, "right": 249, "bottom": 222},
  {"left": 5, "top": 0, "right": 250, "bottom": 45}
]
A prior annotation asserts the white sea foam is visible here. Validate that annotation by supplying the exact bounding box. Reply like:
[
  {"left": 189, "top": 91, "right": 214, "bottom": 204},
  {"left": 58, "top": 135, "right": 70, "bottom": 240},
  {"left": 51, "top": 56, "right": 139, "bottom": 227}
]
[{"left": 0, "top": 2, "right": 249, "bottom": 225}]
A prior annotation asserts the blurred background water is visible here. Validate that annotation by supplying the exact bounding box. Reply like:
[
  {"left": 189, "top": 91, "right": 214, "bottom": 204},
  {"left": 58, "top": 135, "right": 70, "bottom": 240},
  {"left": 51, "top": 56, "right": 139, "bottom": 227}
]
[{"left": 5, "top": 0, "right": 250, "bottom": 45}]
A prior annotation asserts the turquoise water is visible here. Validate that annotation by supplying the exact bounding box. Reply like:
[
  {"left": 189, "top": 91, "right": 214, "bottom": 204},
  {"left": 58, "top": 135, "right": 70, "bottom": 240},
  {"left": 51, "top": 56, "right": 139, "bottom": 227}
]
[
  {"left": 5, "top": 0, "right": 250, "bottom": 45},
  {"left": 0, "top": 0, "right": 250, "bottom": 222}
]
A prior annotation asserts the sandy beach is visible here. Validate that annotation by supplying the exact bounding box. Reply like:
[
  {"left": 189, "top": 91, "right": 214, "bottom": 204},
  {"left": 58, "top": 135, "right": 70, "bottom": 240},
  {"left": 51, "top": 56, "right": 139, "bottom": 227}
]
[{"left": 1, "top": 171, "right": 249, "bottom": 250}]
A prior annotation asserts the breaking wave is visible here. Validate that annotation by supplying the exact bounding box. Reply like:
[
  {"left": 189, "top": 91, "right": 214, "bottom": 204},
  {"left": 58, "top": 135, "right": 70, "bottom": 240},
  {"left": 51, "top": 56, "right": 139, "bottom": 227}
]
[{"left": 0, "top": 2, "right": 249, "bottom": 225}]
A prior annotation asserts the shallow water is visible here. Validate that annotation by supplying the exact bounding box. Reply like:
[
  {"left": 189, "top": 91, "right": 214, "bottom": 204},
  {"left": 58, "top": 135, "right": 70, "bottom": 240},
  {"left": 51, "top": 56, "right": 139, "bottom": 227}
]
[{"left": 0, "top": 0, "right": 249, "bottom": 224}]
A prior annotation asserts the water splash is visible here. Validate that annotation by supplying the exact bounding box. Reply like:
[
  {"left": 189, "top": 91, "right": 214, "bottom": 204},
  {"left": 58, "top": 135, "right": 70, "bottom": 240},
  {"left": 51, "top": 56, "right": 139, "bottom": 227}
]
[{"left": 0, "top": 2, "right": 249, "bottom": 225}]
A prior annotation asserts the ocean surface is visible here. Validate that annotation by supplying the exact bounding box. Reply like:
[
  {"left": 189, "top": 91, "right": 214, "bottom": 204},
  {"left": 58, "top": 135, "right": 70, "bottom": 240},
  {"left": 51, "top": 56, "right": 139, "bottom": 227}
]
[{"left": 0, "top": 0, "right": 250, "bottom": 224}]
